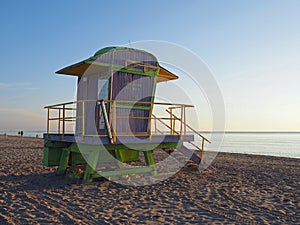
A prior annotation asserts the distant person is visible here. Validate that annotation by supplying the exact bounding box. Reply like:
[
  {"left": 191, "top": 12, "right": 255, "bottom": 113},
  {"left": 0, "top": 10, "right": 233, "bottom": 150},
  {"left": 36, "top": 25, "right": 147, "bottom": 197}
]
[
  {"left": 36, "top": 134, "right": 39, "bottom": 138},
  {"left": 20, "top": 131, "right": 23, "bottom": 136}
]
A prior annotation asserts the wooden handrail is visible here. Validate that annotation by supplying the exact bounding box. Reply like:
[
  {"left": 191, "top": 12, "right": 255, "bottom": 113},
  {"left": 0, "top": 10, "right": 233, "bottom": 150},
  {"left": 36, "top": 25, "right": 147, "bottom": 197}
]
[
  {"left": 44, "top": 100, "right": 194, "bottom": 109},
  {"left": 189, "top": 141, "right": 203, "bottom": 151},
  {"left": 44, "top": 101, "right": 76, "bottom": 108},
  {"left": 152, "top": 114, "right": 180, "bottom": 135},
  {"left": 165, "top": 109, "right": 211, "bottom": 144},
  {"left": 44, "top": 99, "right": 208, "bottom": 145}
]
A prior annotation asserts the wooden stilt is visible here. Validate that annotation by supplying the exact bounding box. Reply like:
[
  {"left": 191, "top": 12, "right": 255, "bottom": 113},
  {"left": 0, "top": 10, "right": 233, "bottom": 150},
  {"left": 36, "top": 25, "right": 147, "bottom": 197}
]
[
  {"left": 82, "top": 150, "right": 100, "bottom": 183},
  {"left": 143, "top": 150, "right": 156, "bottom": 175},
  {"left": 57, "top": 148, "right": 70, "bottom": 175}
]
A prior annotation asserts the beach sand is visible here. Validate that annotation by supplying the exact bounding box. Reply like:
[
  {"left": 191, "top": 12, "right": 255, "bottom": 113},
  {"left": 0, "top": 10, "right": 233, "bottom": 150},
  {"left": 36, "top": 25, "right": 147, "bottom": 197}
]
[{"left": 0, "top": 135, "right": 299, "bottom": 224}]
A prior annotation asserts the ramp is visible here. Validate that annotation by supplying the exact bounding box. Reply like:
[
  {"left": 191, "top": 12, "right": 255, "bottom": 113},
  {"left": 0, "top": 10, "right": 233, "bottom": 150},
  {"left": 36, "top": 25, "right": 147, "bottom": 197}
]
[{"left": 176, "top": 146, "right": 201, "bottom": 164}]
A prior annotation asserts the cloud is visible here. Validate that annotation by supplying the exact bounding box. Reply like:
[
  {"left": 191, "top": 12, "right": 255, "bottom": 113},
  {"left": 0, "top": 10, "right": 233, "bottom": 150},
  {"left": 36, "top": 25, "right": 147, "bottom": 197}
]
[
  {"left": 0, "top": 82, "right": 33, "bottom": 89},
  {"left": 24, "top": 87, "right": 40, "bottom": 91},
  {"left": 0, "top": 83, "right": 10, "bottom": 88}
]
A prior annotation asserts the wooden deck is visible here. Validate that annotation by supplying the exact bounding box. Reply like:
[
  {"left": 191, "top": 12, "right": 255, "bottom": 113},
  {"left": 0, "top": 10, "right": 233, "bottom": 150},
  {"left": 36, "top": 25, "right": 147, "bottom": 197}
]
[{"left": 43, "top": 133, "right": 194, "bottom": 145}]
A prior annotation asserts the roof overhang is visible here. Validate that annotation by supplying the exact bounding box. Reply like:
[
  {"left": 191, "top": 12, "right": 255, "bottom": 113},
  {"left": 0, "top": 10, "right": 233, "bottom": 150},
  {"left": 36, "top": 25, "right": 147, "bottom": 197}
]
[
  {"left": 56, "top": 61, "right": 178, "bottom": 82},
  {"left": 55, "top": 47, "right": 178, "bottom": 82}
]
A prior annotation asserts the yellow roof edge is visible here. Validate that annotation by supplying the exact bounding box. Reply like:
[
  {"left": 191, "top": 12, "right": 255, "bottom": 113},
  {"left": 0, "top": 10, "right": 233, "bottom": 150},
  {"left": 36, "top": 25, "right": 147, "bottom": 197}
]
[
  {"left": 55, "top": 60, "right": 87, "bottom": 76},
  {"left": 55, "top": 61, "right": 179, "bottom": 82},
  {"left": 157, "top": 66, "right": 179, "bottom": 82}
]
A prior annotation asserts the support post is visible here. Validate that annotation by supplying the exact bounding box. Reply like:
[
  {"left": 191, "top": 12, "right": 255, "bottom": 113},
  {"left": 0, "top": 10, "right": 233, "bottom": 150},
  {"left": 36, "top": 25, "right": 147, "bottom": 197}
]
[
  {"left": 173, "top": 114, "right": 176, "bottom": 134},
  {"left": 47, "top": 108, "right": 50, "bottom": 137},
  {"left": 57, "top": 148, "right": 70, "bottom": 175},
  {"left": 58, "top": 108, "right": 61, "bottom": 134},
  {"left": 154, "top": 116, "right": 157, "bottom": 134},
  {"left": 62, "top": 104, "right": 65, "bottom": 139},
  {"left": 170, "top": 108, "right": 173, "bottom": 134},
  {"left": 180, "top": 106, "right": 183, "bottom": 139},
  {"left": 112, "top": 100, "right": 117, "bottom": 143},
  {"left": 183, "top": 106, "right": 186, "bottom": 135},
  {"left": 143, "top": 150, "right": 156, "bottom": 175},
  {"left": 83, "top": 150, "right": 100, "bottom": 183},
  {"left": 147, "top": 102, "right": 153, "bottom": 140},
  {"left": 115, "top": 149, "right": 124, "bottom": 168},
  {"left": 82, "top": 101, "right": 85, "bottom": 141},
  {"left": 201, "top": 137, "right": 205, "bottom": 159}
]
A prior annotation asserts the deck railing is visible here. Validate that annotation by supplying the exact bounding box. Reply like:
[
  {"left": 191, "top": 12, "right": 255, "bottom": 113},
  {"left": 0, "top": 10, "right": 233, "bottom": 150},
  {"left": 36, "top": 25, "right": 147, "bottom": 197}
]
[{"left": 44, "top": 100, "right": 210, "bottom": 152}]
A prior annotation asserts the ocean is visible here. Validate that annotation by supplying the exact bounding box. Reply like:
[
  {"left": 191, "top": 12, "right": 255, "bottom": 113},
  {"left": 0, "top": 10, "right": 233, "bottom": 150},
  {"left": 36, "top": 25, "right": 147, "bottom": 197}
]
[
  {"left": 199, "top": 132, "right": 300, "bottom": 159},
  {"left": 1, "top": 130, "right": 299, "bottom": 159}
]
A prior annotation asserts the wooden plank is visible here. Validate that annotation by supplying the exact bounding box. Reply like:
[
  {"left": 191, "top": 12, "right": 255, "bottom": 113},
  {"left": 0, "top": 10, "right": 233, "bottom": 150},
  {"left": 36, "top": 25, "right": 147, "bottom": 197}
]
[
  {"left": 101, "top": 100, "right": 113, "bottom": 143},
  {"left": 93, "top": 167, "right": 153, "bottom": 178}
]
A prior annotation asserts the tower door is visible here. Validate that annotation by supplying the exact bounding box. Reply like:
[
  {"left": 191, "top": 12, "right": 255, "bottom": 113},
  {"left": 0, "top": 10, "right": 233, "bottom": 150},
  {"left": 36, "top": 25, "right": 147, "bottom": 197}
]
[{"left": 111, "top": 71, "right": 155, "bottom": 135}]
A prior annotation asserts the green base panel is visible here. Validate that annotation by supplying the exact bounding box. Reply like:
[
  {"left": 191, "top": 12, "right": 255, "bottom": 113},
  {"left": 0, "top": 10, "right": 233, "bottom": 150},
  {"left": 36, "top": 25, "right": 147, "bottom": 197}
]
[
  {"left": 43, "top": 140, "right": 71, "bottom": 166},
  {"left": 118, "top": 149, "right": 140, "bottom": 162},
  {"left": 70, "top": 152, "right": 86, "bottom": 165},
  {"left": 43, "top": 140, "right": 182, "bottom": 183}
]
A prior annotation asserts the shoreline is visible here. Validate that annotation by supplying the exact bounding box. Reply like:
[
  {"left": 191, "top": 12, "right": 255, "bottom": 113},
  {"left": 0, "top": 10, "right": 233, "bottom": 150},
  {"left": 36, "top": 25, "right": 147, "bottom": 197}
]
[
  {"left": 1, "top": 134, "right": 299, "bottom": 160},
  {"left": 0, "top": 134, "right": 43, "bottom": 140}
]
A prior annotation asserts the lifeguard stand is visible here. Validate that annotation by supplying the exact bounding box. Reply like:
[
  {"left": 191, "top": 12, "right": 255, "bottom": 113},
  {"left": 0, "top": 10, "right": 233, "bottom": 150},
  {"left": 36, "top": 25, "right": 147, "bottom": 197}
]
[{"left": 43, "top": 47, "right": 210, "bottom": 183}]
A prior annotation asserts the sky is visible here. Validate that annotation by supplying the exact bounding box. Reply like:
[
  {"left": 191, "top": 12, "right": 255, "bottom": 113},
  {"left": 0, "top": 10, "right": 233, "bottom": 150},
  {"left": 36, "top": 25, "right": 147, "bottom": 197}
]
[{"left": 0, "top": 0, "right": 299, "bottom": 131}]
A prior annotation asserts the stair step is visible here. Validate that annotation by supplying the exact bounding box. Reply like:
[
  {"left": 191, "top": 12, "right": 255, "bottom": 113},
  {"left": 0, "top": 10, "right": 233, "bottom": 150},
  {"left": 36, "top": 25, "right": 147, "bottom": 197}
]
[{"left": 176, "top": 146, "right": 201, "bottom": 164}]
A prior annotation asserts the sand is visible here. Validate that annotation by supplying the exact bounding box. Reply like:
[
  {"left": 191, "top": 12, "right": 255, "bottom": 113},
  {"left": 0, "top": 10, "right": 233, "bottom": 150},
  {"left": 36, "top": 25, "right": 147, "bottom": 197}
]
[{"left": 0, "top": 135, "right": 299, "bottom": 224}]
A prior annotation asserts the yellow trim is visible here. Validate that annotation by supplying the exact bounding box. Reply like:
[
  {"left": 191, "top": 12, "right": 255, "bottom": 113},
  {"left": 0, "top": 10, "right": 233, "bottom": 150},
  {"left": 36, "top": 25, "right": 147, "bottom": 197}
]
[
  {"left": 55, "top": 62, "right": 178, "bottom": 82},
  {"left": 44, "top": 99, "right": 211, "bottom": 156},
  {"left": 157, "top": 66, "right": 178, "bottom": 82}
]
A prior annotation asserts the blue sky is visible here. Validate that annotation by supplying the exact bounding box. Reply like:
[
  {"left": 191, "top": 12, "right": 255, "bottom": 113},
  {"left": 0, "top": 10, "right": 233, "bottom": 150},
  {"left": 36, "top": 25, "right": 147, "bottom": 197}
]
[{"left": 0, "top": 0, "right": 299, "bottom": 131}]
